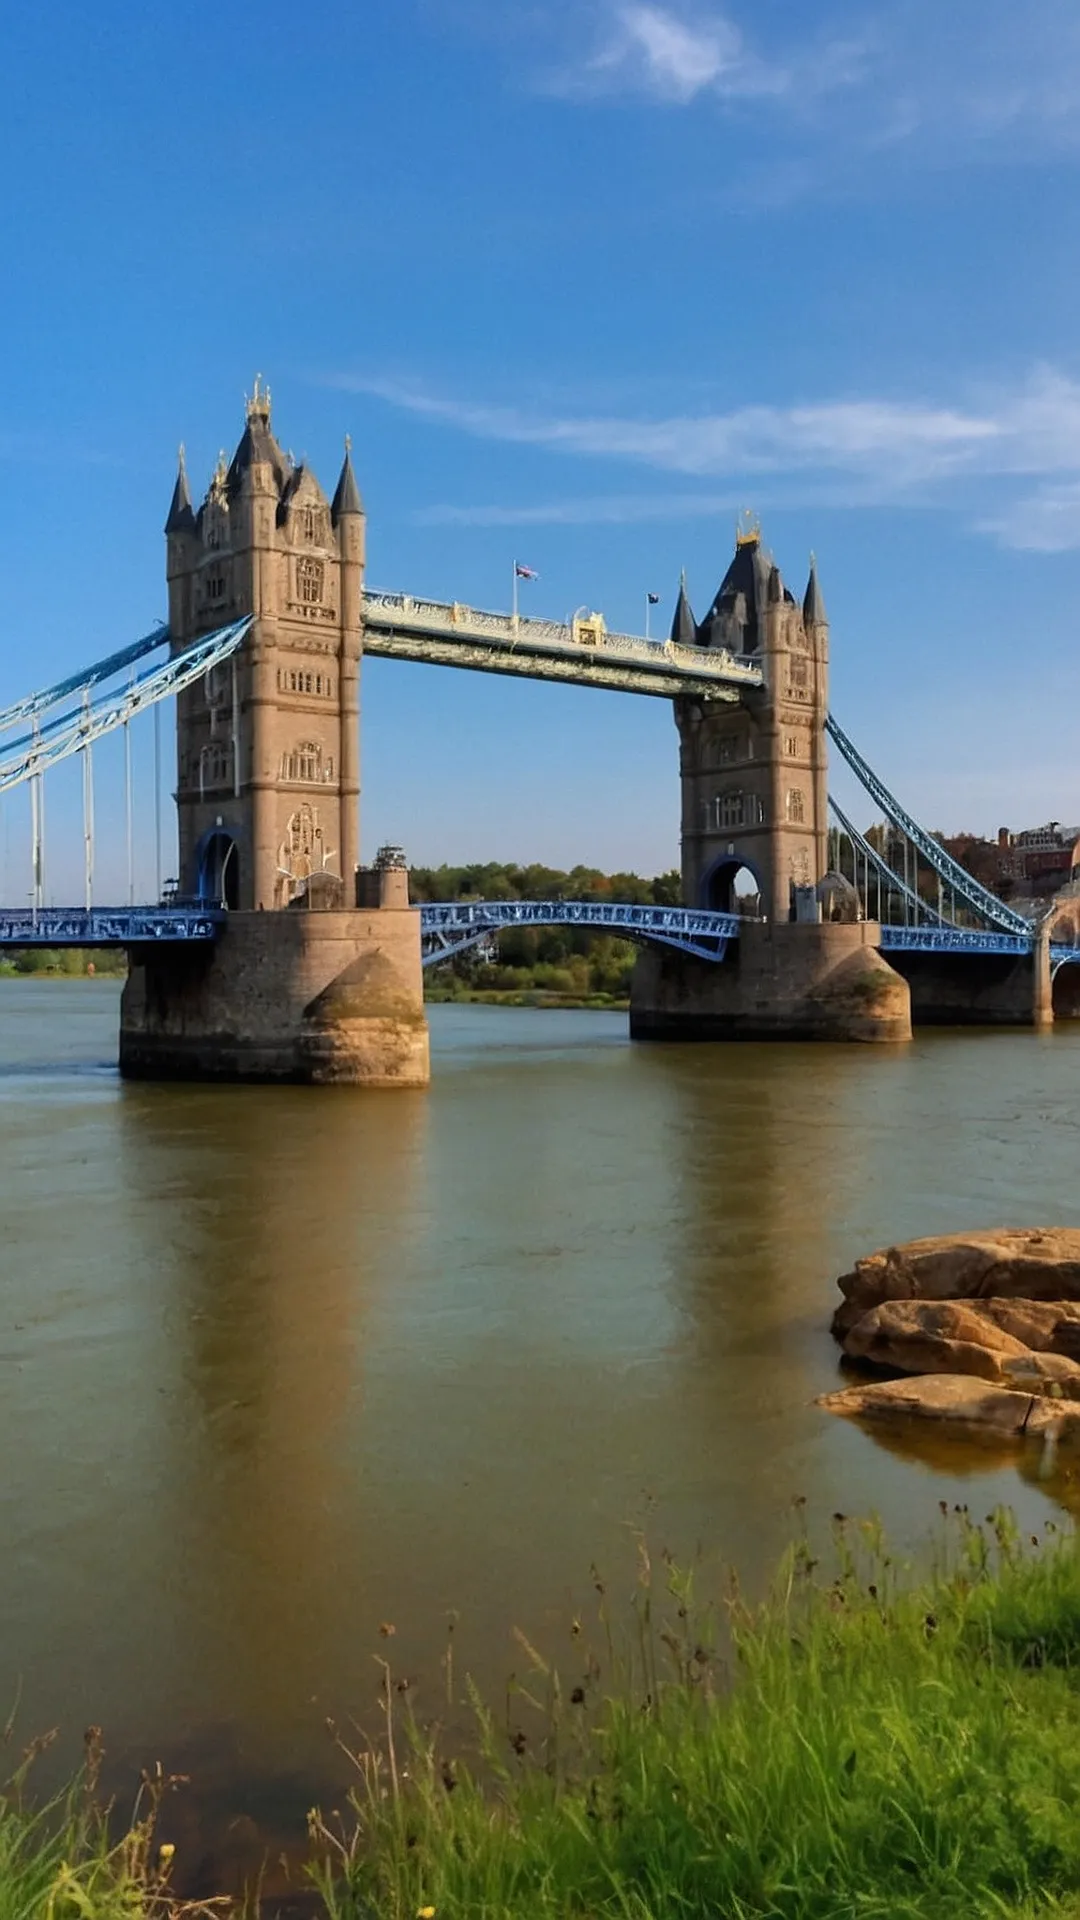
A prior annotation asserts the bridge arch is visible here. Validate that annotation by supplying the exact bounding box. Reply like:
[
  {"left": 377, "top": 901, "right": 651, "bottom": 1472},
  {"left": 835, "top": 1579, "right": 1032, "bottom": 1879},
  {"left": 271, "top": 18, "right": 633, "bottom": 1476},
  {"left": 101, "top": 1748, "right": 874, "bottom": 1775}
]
[
  {"left": 699, "top": 851, "right": 764, "bottom": 916},
  {"left": 196, "top": 825, "right": 242, "bottom": 909}
]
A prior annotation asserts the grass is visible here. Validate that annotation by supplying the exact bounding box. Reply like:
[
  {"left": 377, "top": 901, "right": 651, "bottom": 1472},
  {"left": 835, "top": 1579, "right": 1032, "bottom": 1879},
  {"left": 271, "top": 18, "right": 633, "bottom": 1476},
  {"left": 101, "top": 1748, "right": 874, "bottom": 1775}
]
[
  {"left": 0, "top": 1729, "right": 219, "bottom": 1920},
  {"left": 307, "top": 1511, "right": 1080, "bottom": 1920},
  {"left": 16, "top": 1511, "right": 1080, "bottom": 1918}
]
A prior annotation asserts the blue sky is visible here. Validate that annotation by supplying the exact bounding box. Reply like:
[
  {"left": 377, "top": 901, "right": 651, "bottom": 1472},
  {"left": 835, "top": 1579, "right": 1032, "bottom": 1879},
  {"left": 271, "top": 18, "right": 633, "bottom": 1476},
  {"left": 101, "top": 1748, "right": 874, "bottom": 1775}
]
[{"left": 2, "top": 0, "right": 1079, "bottom": 898}]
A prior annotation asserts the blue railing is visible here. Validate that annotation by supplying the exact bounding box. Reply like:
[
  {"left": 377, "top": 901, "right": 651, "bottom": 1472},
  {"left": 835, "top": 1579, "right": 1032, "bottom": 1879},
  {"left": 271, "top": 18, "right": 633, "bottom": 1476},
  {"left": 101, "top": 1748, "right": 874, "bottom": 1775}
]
[
  {"left": 0, "top": 907, "right": 225, "bottom": 946},
  {"left": 420, "top": 899, "right": 741, "bottom": 965}
]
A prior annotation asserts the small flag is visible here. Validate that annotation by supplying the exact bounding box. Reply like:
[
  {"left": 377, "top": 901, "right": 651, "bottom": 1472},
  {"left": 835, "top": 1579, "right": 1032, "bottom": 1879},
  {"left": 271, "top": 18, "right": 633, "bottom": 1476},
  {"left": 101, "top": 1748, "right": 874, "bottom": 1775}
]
[
  {"left": 514, "top": 563, "right": 539, "bottom": 580},
  {"left": 647, "top": 591, "right": 660, "bottom": 604}
]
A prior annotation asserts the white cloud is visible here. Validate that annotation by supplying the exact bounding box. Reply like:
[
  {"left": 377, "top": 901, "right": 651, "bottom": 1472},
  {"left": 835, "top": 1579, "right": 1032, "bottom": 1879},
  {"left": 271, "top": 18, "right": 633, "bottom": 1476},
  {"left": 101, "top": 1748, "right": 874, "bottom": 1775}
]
[
  {"left": 525, "top": 0, "right": 1080, "bottom": 170},
  {"left": 977, "top": 484, "right": 1080, "bottom": 553},
  {"left": 413, "top": 491, "right": 740, "bottom": 527},
  {"left": 542, "top": 2, "right": 793, "bottom": 104},
  {"left": 334, "top": 365, "right": 1080, "bottom": 549},
  {"left": 339, "top": 366, "right": 1080, "bottom": 487}
]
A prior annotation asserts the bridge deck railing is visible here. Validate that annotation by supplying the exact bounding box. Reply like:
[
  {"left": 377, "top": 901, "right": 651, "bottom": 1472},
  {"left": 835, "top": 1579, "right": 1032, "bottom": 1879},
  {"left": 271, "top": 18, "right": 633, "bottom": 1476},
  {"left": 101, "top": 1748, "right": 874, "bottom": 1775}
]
[{"left": 363, "top": 591, "right": 762, "bottom": 688}]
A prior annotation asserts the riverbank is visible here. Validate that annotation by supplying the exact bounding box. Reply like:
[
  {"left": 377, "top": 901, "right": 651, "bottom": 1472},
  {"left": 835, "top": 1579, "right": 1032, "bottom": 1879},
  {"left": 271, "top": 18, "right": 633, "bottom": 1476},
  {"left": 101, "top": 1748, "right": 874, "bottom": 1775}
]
[
  {"left": 424, "top": 984, "right": 629, "bottom": 1009},
  {"left": 12, "top": 1509, "right": 1080, "bottom": 1918}
]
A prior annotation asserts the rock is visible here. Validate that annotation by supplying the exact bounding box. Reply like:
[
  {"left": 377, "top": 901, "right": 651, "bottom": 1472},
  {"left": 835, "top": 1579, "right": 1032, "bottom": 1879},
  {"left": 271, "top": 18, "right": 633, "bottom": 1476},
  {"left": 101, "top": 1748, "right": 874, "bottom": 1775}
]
[
  {"left": 842, "top": 1300, "right": 1032, "bottom": 1380},
  {"left": 999, "top": 1351, "right": 1080, "bottom": 1399},
  {"left": 832, "top": 1230, "right": 1080, "bottom": 1338},
  {"left": 976, "top": 1299, "right": 1080, "bottom": 1353},
  {"left": 818, "top": 1373, "right": 1080, "bottom": 1435}
]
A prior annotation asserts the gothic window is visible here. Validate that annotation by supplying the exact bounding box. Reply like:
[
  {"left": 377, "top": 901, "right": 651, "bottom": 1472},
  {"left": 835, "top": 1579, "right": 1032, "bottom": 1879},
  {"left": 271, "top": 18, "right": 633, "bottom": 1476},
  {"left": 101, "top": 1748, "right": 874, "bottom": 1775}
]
[
  {"left": 297, "top": 556, "right": 324, "bottom": 604},
  {"left": 205, "top": 571, "right": 226, "bottom": 602},
  {"left": 204, "top": 505, "right": 228, "bottom": 550},
  {"left": 785, "top": 734, "right": 799, "bottom": 757},
  {"left": 786, "top": 787, "right": 806, "bottom": 824},
  {"left": 719, "top": 791, "right": 744, "bottom": 828}
]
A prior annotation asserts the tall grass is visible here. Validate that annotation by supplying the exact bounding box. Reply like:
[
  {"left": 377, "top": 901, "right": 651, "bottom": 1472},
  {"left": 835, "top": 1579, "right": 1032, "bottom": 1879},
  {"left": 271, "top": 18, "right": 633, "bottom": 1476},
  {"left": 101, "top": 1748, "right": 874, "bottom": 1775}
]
[
  {"left": 309, "top": 1510, "right": 1080, "bottom": 1920},
  {"left": 0, "top": 1729, "right": 218, "bottom": 1920}
]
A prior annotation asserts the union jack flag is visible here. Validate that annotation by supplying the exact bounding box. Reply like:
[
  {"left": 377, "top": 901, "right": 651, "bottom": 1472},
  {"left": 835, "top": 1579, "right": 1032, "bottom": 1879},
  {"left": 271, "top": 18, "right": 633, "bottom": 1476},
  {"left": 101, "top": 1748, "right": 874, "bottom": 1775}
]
[{"left": 514, "top": 563, "right": 539, "bottom": 579}]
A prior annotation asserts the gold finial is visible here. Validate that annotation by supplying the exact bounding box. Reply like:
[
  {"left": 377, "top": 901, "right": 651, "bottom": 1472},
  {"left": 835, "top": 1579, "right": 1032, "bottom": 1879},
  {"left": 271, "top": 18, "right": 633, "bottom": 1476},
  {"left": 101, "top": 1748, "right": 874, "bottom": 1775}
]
[
  {"left": 735, "top": 507, "right": 761, "bottom": 547},
  {"left": 245, "top": 373, "right": 272, "bottom": 423}
]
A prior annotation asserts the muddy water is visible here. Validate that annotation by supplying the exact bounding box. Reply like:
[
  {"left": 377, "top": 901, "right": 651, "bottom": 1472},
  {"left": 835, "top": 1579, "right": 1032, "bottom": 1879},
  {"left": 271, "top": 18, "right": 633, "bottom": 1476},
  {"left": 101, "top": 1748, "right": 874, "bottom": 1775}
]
[{"left": 1, "top": 980, "right": 1078, "bottom": 1886}]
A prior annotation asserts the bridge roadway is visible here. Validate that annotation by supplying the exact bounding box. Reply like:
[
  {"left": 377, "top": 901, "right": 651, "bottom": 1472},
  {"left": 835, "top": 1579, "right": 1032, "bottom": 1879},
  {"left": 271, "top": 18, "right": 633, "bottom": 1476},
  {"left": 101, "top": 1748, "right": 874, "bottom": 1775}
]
[
  {"left": 360, "top": 591, "right": 763, "bottom": 701},
  {"left": 5, "top": 901, "right": 1080, "bottom": 975}
]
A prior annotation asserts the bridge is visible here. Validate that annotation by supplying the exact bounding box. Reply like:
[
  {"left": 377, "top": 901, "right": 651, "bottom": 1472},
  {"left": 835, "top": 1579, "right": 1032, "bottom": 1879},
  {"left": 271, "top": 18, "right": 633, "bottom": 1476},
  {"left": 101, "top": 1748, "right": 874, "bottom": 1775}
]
[{"left": 0, "top": 381, "right": 1075, "bottom": 1079}]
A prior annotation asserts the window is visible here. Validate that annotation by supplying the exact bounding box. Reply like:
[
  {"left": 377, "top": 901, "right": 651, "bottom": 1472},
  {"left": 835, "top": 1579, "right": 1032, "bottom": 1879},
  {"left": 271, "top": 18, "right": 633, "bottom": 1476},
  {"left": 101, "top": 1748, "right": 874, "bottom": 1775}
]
[
  {"left": 786, "top": 787, "right": 805, "bottom": 824},
  {"left": 205, "top": 571, "right": 226, "bottom": 602},
  {"left": 785, "top": 734, "right": 799, "bottom": 757},
  {"left": 719, "top": 791, "right": 744, "bottom": 828},
  {"left": 297, "top": 556, "right": 324, "bottom": 604},
  {"left": 716, "top": 736, "right": 737, "bottom": 766},
  {"left": 789, "top": 656, "right": 809, "bottom": 689}
]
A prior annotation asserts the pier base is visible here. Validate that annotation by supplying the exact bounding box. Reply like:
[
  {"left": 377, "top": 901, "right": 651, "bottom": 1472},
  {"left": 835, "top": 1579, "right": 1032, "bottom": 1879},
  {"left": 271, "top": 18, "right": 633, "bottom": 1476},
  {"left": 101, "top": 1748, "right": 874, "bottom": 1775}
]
[
  {"left": 119, "top": 907, "right": 430, "bottom": 1086},
  {"left": 630, "top": 922, "right": 911, "bottom": 1044}
]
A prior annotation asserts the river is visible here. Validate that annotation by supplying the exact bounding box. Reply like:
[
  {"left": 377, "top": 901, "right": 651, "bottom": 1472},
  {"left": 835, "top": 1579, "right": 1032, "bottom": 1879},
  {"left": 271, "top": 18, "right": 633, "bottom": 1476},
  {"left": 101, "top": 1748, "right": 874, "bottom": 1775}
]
[{"left": 1, "top": 980, "right": 1078, "bottom": 1888}]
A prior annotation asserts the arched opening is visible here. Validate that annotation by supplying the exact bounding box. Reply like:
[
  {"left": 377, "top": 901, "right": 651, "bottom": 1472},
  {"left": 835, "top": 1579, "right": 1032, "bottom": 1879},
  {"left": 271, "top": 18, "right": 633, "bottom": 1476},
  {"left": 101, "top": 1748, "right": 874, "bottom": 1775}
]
[
  {"left": 701, "top": 855, "right": 763, "bottom": 917},
  {"left": 1052, "top": 960, "right": 1080, "bottom": 1021},
  {"left": 197, "top": 829, "right": 241, "bottom": 909}
]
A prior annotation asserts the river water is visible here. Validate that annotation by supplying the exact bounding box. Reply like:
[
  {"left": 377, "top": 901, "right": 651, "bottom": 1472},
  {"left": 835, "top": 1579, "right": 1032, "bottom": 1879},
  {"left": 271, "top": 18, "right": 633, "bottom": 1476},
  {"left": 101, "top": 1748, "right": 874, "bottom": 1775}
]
[{"left": 2, "top": 980, "right": 1079, "bottom": 1886}]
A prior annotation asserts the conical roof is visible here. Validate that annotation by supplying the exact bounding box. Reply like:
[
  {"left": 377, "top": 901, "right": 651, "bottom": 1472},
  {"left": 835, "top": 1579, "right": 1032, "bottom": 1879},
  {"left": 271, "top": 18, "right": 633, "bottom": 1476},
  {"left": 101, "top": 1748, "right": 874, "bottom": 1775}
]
[
  {"left": 803, "top": 557, "right": 826, "bottom": 626},
  {"left": 225, "top": 378, "right": 292, "bottom": 498},
  {"left": 331, "top": 440, "right": 363, "bottom": 521},
  {"left": 698, "top": 529, "right": 766, "bottom": 652},
  {"left": 669, "top": 574, "right": 697, "bottom": 648},
  {"left": 164, "top": 447, "right": 195, "bottom": 534}
]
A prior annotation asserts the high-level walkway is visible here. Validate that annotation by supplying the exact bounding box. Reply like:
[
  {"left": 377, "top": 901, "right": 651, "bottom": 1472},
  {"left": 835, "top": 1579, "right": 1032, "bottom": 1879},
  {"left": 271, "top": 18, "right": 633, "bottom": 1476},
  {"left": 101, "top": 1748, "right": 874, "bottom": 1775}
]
[{"left": 361, "top": 591, "right": 762, "bottom": 701}]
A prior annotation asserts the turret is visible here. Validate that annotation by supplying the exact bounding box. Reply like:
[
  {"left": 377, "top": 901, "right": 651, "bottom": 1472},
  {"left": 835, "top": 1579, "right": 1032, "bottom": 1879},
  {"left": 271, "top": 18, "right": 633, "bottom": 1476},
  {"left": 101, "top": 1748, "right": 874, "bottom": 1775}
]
[
  {"left": 803, "top": 556, "right": 826, "bottom": 629},
  {"left": 164, "top": 445, "right": 196, "bottom": 535},
  {"left": 331, "top": 439, "right": 364, "bottom": 526},
  {"left": 670, "top": 571, "right": 697, "bottom": 649}
]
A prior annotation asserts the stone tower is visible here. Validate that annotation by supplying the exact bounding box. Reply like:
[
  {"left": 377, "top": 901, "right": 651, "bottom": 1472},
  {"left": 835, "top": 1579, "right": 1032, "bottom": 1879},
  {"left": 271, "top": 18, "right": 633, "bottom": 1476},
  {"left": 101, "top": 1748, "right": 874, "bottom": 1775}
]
[
  {"left": 165, "top": 381, "right": 364, "bottom": 910},
  {"left": 675, "top": 522, "right": 829, "bottom": 922}
]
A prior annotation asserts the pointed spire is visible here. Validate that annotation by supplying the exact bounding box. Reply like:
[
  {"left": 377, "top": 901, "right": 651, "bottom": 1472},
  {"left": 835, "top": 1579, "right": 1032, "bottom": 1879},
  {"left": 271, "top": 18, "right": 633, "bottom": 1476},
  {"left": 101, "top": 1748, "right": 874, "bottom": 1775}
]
[
  {"left": 670, "top": 569, "right": 697, "bottom": 648},
  {"left": 164, "top": 444, "right": 195, "bottom": 534},
  {"left": 803, "top": 553, "right": 826, "bottom": 626},
  {"left": 331, "top": 435, "right": 364, "bottom": 522}
]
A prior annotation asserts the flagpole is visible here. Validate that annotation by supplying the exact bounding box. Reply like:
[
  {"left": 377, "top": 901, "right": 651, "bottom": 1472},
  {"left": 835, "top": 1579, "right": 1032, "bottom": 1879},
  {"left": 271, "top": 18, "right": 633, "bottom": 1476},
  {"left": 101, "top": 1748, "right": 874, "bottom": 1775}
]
[
  {"left": 512, "top": 561, "right": 518, "bottom": 626},
  {"left": 644, "top": 592, "right": 650, "bottom": 641}
]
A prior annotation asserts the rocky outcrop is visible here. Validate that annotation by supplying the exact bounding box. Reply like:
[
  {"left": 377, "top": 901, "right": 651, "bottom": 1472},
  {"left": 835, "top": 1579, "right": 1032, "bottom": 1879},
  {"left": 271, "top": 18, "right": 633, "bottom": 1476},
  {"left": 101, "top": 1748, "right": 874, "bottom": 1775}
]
[
  {"left": 832, "top": 1230, "right": 1080, "bottom": 1338},
  {"left": 819, "top": 1374, "right": 1080, "bottom": 1435},
  {"left": 842, "top": 1298, "right": 1080, "bottom": 1383},
  {"left": 822, "top": 1232, "right": 1080, "bottom": 1442}
]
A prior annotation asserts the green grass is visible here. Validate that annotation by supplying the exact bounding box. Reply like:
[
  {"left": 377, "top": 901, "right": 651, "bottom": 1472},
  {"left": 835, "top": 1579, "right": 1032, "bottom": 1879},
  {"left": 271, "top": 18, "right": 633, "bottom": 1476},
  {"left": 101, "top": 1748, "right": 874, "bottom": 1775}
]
[
  {"left": 308, "top": 1512, "right": 1080, "bottom": 1920},
  {"left": 16, "top": 1512, "right": 1080, "bottom": 1918},
  {"left": 0, "top": 1731, "right": 211, "bottom": 1920}
]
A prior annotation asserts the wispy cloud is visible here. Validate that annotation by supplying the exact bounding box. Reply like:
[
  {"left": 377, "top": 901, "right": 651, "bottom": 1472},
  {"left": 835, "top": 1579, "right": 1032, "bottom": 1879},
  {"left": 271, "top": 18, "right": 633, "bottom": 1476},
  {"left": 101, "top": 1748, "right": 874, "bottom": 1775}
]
[
  {"left": 525, "top": 0, "right": 1080, "bottom": 169},
  {"left": 413, "top": 492, "right": 741, "bottom": 527},
  {"left": 339, "top": 366, "right": 1080, "bottom": 484},
  {"left": 550, "top": 3, "right": 785, "bottom": 105},
  {"left": 977, "top": 484, "right": 1080, "bottom": 553},
  {"left": 336, "top": 365, "right": 1080, "bottom": 548}
]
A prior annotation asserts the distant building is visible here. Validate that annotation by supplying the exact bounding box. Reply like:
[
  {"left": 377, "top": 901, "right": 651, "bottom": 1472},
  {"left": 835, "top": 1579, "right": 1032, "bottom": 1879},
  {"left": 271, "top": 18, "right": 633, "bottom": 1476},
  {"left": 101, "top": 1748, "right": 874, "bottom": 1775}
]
[{"left": 939, "top": 821, "right": 1080, "bottom": 908}]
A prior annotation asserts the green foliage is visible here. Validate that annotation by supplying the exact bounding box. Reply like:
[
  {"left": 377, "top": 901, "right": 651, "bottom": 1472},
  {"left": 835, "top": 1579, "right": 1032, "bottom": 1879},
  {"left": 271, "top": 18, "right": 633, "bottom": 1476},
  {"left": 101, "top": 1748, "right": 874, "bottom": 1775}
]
[
  {"left": 310, "top": 1511, "right": 1080, "bottom": 1920},
  {"left": 0, "top": 1734, "right": 197, "bottom": 1920},
  {"left": 0, "top": 950, "right": 126, "bottom": 978},
  {"left": 413, "top": 862, "right": 682, "bottom": 1004}
]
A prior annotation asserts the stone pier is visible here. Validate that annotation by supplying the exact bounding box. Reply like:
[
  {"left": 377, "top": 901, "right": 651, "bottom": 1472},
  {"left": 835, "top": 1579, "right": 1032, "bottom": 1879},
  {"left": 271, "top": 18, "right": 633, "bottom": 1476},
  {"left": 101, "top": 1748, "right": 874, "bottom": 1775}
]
[
  {"left": 630, "top": 921, "right": 911, "bottom": 1043},
  {"left": 120, "top": 893, "right": 429, "bottom": 1086}
]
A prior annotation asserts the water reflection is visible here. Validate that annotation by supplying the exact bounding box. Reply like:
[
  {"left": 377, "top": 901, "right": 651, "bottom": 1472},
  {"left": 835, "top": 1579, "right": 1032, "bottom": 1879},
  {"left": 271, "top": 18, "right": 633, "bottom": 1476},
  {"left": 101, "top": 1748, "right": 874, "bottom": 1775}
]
[{"left": 3, "top": 991, "right": 1080, "bottom": 1885}]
